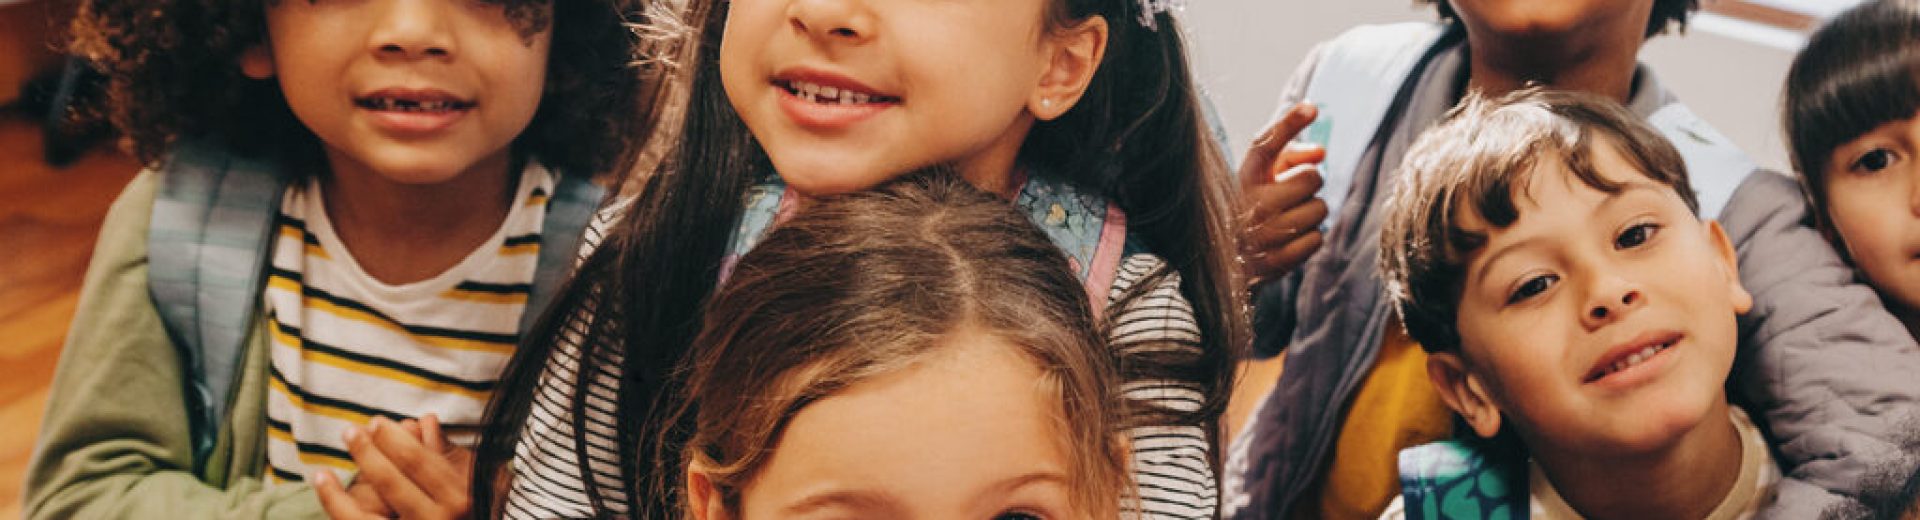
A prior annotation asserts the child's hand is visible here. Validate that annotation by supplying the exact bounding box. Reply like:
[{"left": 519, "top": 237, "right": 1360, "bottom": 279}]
[
  {"left": 1238, "top": 102, "right": 1329, "bottom": 290},
  {"left": 311, "top": 470, "right": 396, "bottom": 518},
  {"left": 316, "top": 415, "right": 475, "bottom": 519}
]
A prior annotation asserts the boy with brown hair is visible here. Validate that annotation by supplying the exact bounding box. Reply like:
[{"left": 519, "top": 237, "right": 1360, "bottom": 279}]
[{"left": 1374, "top": 88, "right": 1777, "bottom": 518}]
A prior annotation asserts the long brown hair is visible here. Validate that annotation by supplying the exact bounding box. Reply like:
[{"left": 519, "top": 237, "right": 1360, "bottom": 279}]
[
  {"left": 472, "top": 0, "right": 1244, "bottom": 511},
  {"left": 655, "top": 172, "right": 1131, "bottom": 517}
]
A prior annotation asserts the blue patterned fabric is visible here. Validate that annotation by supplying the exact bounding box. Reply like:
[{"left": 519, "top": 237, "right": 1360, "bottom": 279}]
[
  {"left": 724, "top": 172, "right": 1132, "bottom": 286},
  {"left": 1398, "top": 440, "right": 1529, "bottom": 520}
]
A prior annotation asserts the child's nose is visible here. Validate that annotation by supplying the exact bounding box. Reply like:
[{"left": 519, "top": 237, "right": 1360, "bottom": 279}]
[
  {"left": 788, "top": 0, "right": 873, "bottom": 43},
  {"left": 1907, "top": 176, "right": 1920, "bottom": 217},
  {"left": 369, "top": 0, "right": 457, "bottom": 61},
  {"left": 1584, "top": 286, "right": 1643, "bottom": 328}
]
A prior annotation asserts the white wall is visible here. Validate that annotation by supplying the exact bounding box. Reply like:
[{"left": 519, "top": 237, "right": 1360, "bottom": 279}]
[{"left": 1181, "top": 1, "right": 1799, "bottom": 174}]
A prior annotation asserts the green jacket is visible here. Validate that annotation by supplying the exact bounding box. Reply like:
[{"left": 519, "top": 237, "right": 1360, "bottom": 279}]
[
  {"left": 26, "top": 158, "right": 601, "bottom": 518},
  {"left": 23, "top": 170, "right": 325, "bottom": 518}
]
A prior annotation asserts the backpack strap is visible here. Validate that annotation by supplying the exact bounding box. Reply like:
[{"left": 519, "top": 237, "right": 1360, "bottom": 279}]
[
  {"left": 722, "top": 174, "right": 1130, "bottom": 312},
  {"left": 521, "top": 171, "right": 606, "bottom": 335},
  {"left": 1013, "top": 173, "right": 1129, "bottom": 315},
  {"left": 1296, "top": 22, "right": 1454, "bottom": 223},
  {"left": 1398, "top": 439, "right": 1530, "bottom": 520},
  {"left": 149, "top": 141, "right": 288, "bottom": 470},
  {"left": 1644, "top": 102, "right": 1760, "bottom": 219}
]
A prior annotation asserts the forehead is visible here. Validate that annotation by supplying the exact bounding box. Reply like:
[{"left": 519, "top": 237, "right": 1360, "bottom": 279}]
[
  {"left": 743, "top": 331, "right": 1070, "bottom": 513},
  {"left": 1454, "top": 139, "right": 1671, "bottom": 238}
]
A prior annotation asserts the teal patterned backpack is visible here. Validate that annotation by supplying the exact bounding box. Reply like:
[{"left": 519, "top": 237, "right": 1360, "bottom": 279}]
[{"left": 1398, "top": 439, "right": 1530, "bottom": 519}]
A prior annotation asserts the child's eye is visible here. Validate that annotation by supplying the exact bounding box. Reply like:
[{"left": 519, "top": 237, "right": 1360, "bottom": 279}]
[
  {"left": 1615, "top": 222, "right": 1660, "bottom": 249},
  {"left": 1852, "top": 148, "right": 1897, "bottom": 174},
  {"left": 1507, "top": 274, "right": 1557, "bottom": 304},
  {"left": 993, "top": 512, "right": 1043, "bottom": 520}
]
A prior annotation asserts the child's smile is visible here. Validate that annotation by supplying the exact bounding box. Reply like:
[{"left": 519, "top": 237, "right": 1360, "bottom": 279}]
[
  {"left": 770, "top": 69, "right": 902, "bottom": 130},
  {"left": 352, "top": 87, "right": 480, "bottom": 136},
  {"left": 243, "top": 0, "right": 550, "bottom": 186},
  {"left": 1581, "top": 329, "right": 1682, "bottom": 389},
  {"left": 718, "top": 0, "right": 1106, "bottom": 197}
]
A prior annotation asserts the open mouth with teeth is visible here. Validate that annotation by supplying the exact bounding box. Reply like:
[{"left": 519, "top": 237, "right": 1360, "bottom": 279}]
[
  {"left": 1584, "top": 336, "right": 1679, "bottom": 384},
  {"left": 777, "top": 79, "right": 899, "bottom": 105},
  {"left": 354, "top": 97, "right": 477, "bottom": 112}
]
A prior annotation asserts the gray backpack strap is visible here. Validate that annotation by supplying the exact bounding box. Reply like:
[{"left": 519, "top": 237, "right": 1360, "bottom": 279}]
[
  {"left": 1296, "top": 21, "right": 1450, "bottom": 223},
  {"left": 520, "top": 171, "right": 605, "bottom": 335},
  {"left": 149, "top": 142, "right": 287, "bottom": 469},
  {"left": 1645, "top": 102, "right": 1760, "bottom": 218}
]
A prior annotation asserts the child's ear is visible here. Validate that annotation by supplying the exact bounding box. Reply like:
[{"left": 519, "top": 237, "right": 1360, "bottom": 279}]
[
  {"left": 1028, "top": 15, "right": 1108, "bottom": 121},
  {"left": 1705, "top": 220, "right": 1753, "bottom": 315},
  {"left": 1427, "top": 351, "right": 1503, "bottom": 439},
  {"left": 239, "top": 45, "right": 275, "bottom": 80},
  {"left": 686, "top": 463, "right": 729, "bottom": 520}
]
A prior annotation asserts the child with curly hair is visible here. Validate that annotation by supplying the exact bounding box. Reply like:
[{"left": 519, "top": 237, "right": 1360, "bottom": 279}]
[{"left": 23, "top": 1, "right": 666, "bottom": 518}]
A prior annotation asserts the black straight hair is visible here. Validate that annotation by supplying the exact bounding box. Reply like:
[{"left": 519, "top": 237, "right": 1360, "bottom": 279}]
[
  {"left": 1784, "top": 0, "right": 1920, "bottom": 231},
  {"left": 471, "top": 0, "right": 1247, "bottom": 514}
]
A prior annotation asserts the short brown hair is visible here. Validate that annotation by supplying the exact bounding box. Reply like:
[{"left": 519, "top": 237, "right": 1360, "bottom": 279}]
[
  {"left": 1378, "top": 88, "right": 1698, "bottom": 354},
  {"left": 652, "top": 171, "right": 1131, "bottom": 517}
]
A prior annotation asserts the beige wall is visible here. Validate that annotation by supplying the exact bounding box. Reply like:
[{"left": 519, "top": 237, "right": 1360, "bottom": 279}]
[{"left": 1183, "top": 1, "right": 1799, "bottom": 174}]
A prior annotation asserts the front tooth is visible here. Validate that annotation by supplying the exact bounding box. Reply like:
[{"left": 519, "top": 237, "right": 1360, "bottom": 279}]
[{"left": 819, "top": 85, "right": 840, "bottom": 100}]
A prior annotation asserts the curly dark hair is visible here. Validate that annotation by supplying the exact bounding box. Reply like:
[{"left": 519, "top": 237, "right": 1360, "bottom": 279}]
[
  {"left": 69, "top": 0, "right": 666, "bottom": 179},
  {"left": 1419, "top": 0, "right": 1699, "bottom": 38}
]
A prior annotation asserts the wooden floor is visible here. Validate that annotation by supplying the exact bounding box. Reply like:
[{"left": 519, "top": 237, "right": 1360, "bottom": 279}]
[
  {"left": 0, "top": 112, "right": 140, "bottom": 517},
  {"left": 2, "top": 1, "right": 128, "bottom": 515}
]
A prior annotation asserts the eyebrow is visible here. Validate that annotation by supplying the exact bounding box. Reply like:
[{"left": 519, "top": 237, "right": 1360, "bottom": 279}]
[
  {"left": 780, "top": 472, "right": 1071, "bottom": 515},
  {"left": 782, "top": 489, "right": 905, "bottom": 516},
  {"left": 1471, "top": 181, "right": 1669, "bottom": 290}
]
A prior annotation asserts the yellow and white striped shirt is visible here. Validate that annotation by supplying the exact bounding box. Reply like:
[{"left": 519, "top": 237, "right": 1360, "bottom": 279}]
[{"left": 262, "top": 164, "right": 554, "bottom": 485}]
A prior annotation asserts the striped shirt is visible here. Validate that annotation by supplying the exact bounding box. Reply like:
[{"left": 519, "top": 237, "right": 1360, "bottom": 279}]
[
  {"left": 262, "top": 164, "right": 555, "bottom": 485},
  {"left": 503, "top": 206, "right": 1218, "bottom": 519}
]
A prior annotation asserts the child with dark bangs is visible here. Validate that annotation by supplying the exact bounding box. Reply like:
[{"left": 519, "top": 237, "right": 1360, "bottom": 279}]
[
  {"left": 23, "top": 1, "right": 666, "bottom": 518},
  {"left": 1786, "top": 0, "right": 1920, "bottom": 341}
]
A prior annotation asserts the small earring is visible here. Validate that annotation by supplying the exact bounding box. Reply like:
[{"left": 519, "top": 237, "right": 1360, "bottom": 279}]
[{"left": 1041, "top": 98, "right": 1053, "bottom": 108}]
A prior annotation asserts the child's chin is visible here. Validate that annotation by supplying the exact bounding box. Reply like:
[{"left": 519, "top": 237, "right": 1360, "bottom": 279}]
[
  {"left": 774, "top": 163, "right": 895, "bottom": 197},
  {"left": 367, "top": 163, "right": 479, "bottom": 186},
  {"left": 1594, "top": 399, "right": 1721, "bottom": 455}
]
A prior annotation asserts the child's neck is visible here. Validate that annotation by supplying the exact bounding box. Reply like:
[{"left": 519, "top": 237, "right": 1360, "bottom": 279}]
[
  {"left": 1532, "top": 400, "right": 1745, "bottom": 519},
  {"left": 318, "top": 150, "right": 520, "bottom": 285},
  {"left": 957, "top": 118, "right": 1032, "bottom": 199},
  {"left": 1462, "top": 34, "right": 1641, "bottom": 105}
]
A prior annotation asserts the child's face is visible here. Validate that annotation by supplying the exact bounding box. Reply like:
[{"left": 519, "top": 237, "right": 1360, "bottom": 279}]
[
  {"left": 244, "top": 0, "right": 549, "bottom": 184},
  {"left": 718, "top": 0, "right": 1099, "bottom": 195},
  {"left": 699, "top": 329, "right": 1087, "bottom": 519},
  {"left": 1445, "top": 139, "right": 1751, "bottom": 456},
  {"left": 1822, "top": 115, "right": 1920, "bottom": 316}
]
